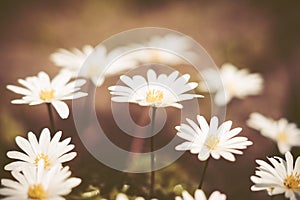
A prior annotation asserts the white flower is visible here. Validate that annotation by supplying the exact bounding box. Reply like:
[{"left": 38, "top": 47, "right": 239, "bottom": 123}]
[
  {"left": 0, "top": 160, "right": 81, "bottom": 200},
  {"left": 134, "top": 34, "right": 195, "bottom": 65},
  {"left": 50, "top": 45, "right": 94, "bottom": 77},
  {"left": 6, "top": 71, "right": 87, "bottom": 119},
  {"left": 50, "top": 45, "right": 138, "bottom": 86},
  {"left": 108, "top": 69, "right": 203, "bottom": 109},
  {"left": 115, "top": 193, "right": 148, "bottom": 200},
  {"left": 175, "top": 189, "right": 226, "bottom": 200},
  {"left": 199, "top": 63, "right": 263, "bottom": 106},
  {"left": 175, "top": 115, "right": 252, "bottom": 161},
  {"left": 250, "top": 151, "right": 300, "bottom": 200},
  {"left": 247, "top": 112, "right": 300, "bottom": 154},
  {"left": 5, "top": 128, "right": 77, "bottom": 171}
]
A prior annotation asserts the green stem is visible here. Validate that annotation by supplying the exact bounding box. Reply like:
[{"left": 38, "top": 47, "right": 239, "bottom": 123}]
[
  {"left": 46, "top": 103, "right": 55, "bottom": 133},
  {"left": 198, "top": 158, "right": 210, "bottom": 189},
  {"left": 150, "top": 106, "right": 157, "bottom": 198}
]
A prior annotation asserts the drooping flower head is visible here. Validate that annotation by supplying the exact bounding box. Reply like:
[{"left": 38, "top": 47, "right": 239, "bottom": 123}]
[
  {"left": 0, "top": 160, "right": 81, "bottom": 200},
  {"left": 175, "top": 189, "right": 226, "bottom": 200},
  {"left": 247, "top": 112, "right": 300, "bottom": 154},
  {"left": 108, "top": 69, "right": 203, "bottom": 109},
  {"left": 176, "top": 115, "right": 252, "bottom": 161},
  {"left": 50, "top": 45, "right": 138, "bottom": 86},
  {"left": 5, "top": 128, "right": 77, "bottom": 171},
  {"left": 6, "top": 71, "right": 87, "bottom": 119},
  {"left": 251, "top": 151, "right": 300, "bottom": 200},
  {"left": 199, "top": 63, "right": 263, "bottom": 106}
]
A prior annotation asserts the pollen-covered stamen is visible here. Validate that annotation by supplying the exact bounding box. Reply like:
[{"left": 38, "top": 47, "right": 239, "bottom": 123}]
[
  {"left": 205, "top": 135, "right": 220, "bottom": 150},
  {"left": 40, "top": 90, "right": 55, "bottom": 101},
  {"left": 35, "top": 153, "right": 51, "bottom": 169},
  {"left": 284, "top": 173, "right": 300, "bottom": 190},
  {"left": 28, "top": 184, "right": 47, "bottom": 199},
  {"left": 146, "top": 89, "right": 164, "bottom": 103}
]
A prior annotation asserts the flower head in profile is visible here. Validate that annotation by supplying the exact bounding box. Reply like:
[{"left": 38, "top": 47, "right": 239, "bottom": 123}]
[
  {"left": 5, "top": 128, "right": 77, "bottom": 171},
  {"left": 199, "top": 63, "right": 263, "bottom": 106},
  {"left": 176, "top": 115, "right": 252, "bottom": 161},
  {"left": 50, "top": 45, "right": 138, "bottom": 86},
  {"left": 0, "top": 160, "right": 81, "bottom": 200},
  {"left": 247, "top": 112, "right": 300, "bottom": 154},
  {"left": 108, "top": 69, "right": 203, "bottom": 109},
  {"left": 6, "top": 71, "right": 87, "bottom": 119},
  {"left": 175, "top": 189, "right": 226, "bottom": 200},
  {"left": 251, "top": 151, "right": 300, "bottom": 200}
]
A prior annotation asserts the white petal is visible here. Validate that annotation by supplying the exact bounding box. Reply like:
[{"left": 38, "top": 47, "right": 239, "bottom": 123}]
[{"left": 51, "top": 101, "right": 69, "bottom": 119}]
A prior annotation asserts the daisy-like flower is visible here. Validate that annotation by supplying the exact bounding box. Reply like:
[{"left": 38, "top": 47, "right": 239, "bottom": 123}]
[
  {"left": 247, "top": 112, "right": 300, "bottom": 154},
  {"left": 134, "top": 34, "right": 195, "bottom": 65},
  {"left": 100, "top": 193, "right": 155, "bottom": 200},
  {"left": 50, "top": 45, "right": 138, "bottom": 86},
  {"left": 108, "top": 69, "right": 203, "bottom": 109},
  {"left": 5, "top": 128, "right": 77, "bottom": 171},
  {"left": 0, "top": 160, "right": 81, "bottom": 200},
  {"left": 199, "top": 63, "right": 263, "bottom": 106},
  {"left": 175, "top": 189, "right": 226, "bottom": 200},
  {"left": 251, "top": 151, "right": 300, "bottom": 200},
  {"left": 175, "top": 115, "right": 252, "bottom": 161},
  {"left": 6, "top": 71, "right": 87, "bottom": 119},
  {"left": 50, "top": 45, "right": 94, "bottom": 77}
]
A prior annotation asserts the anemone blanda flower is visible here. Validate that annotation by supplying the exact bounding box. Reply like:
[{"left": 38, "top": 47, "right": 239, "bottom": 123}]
[
  {"left": 50, "top": 45, "right": 138, "bottom": 86},
  {"left": 247, "top": 112, "right": 300, "bottom": 154},
  {"left": 0, "top": 160, "right": 81, "bottom": 200},
  {"left": 114, "top": 193, "right": 150, "bottom": 200},
  {"left": 133, "top": 34, "right": 195, "bottom": 65},
  {"left": 5, "top": 128, "right": 76, "bottom": 171},
  {"left": 250, "top": 151, "right": 300, "bottom": 200},
  {"left": 175, "top": 189, "right": 226, "bottom": 200},
  {"left": 6, "top": 71, "right": 87, "bottom": 119},
  {"left": 108, "top": 69, "right": 203, "bottom": 109},
  {"left": 50, "top": 45, "right": 94, "bottom": 77},
  {"left": 199, "top": 63, "right": 263, "bottom": 106},
  {"left": 175, "top": 115, "right": 252, "bottom": 161}
]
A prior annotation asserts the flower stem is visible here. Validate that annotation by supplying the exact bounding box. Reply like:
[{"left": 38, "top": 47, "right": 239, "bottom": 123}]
[
  {"left": 46, "top": 103, "right": 55, "bottom": 133},
  {"left": 198, "top": 158, "right": 210, "bottom": 189},
  {"left": 150, "top": 106, "right": 157, "bottom": 198}
]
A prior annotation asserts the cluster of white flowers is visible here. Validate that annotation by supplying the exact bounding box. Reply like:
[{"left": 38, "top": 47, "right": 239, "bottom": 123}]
[{"left": 2, "top": 32, "right": 300, "bottom": 200}]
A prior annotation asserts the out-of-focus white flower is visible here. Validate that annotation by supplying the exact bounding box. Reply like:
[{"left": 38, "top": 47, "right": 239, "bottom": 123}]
[
  {"left": 247, "top": 112, "right": 300, "bottom": 154},
  {"left": 199, "top": 63, "right": 263, "bottom": 106},
  {"left": 50, "top": 45, "right": 138, "bottom": 86},
  {"left": 6, "top": 71, "right": 87, "bottom": 119},
  {"left": 133, "top": 34, "right": 195, "bottom": 65},
  {"left": 108, "top": 69, "right": 203, "bottom": 109},
  {"left": 0, "top": 160, "right": 81, "bottom": 200},
  {"left": 175, "top": 189, "right": 226, "bottom": 200},
  {"left": 251, "top": 151, "right": 300, "bottom": 200},
  {"left": 5, "top": 128, "right": 76, "bottom": 171},
  {"left": 50, "top": 45, "right": 94, "bottom": 77},
  {"left": 176, "top": 115, "right": 252, "bottom": 162},
  {"left": 115, "top": 193, "right": 152, "bottom": 200}
]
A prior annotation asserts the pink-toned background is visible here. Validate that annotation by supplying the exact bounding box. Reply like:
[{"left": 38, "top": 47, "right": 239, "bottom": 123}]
[{"left": 0, "top": 1, "right": 299, "bottom": 199}]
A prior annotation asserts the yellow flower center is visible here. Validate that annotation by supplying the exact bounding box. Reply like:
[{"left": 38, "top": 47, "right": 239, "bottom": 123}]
[
  {"left": 285, "top": 173, "right": 300, "bottom": 190},
  {"left": 28, "top": 184, "right": 47, "bottom": 199},
  {"left": 205, "top": 135, "right": 220, "bottom": 150},
  {"left": 146, "top": 89, "right": 164, "bottom": 103},
  {"left": 278, "top": 132, "right": 288, "bottom": 142},
  {"left": 35, "top": 153, "right": 51, "bottom": 169},
  {"left": 40, "top": 90, "right": 55, "bottom": 101},
  {"left": 226, "top": 81, "right": 238, "bottom": 96}
]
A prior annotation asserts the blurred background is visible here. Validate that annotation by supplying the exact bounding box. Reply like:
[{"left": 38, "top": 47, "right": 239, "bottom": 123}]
[{"left": 0, "top": 0, "right": 300, "bottom": 199}]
